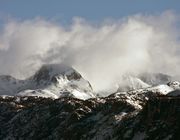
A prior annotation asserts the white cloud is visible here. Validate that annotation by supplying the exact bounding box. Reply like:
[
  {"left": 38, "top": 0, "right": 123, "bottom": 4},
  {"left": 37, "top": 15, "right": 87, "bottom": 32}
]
[{"left": 0, "top": 11, "right": 180, "bottom": 93}]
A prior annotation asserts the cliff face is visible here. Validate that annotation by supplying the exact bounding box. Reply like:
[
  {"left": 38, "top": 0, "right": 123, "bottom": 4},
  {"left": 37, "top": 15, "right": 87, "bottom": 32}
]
[
  {"left": 0, "top": 92, "right": 179, "bottom": 140},
  {"left": 114, "top": 96, "right": 180, "bottom": 140}
]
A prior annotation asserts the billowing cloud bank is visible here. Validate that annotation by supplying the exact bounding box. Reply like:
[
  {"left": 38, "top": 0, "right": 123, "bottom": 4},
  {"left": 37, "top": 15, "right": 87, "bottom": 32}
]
[{"left": 0, "top": 11, "right": 180, "bottom": 92}]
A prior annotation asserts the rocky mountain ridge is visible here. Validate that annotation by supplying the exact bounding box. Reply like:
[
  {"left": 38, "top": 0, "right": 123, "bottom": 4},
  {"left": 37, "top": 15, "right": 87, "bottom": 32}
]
[{"left": 0, "top": 86, "right": 180, "bottom": 140}]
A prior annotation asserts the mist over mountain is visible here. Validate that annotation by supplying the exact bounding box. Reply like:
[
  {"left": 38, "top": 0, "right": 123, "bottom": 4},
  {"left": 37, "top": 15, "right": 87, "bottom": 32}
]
[
  {"left": 0, "top": 62, "right": 179, "bottom": 102},
  {"left": 0, "top": 11, "right": 180, "bottom": 93}
]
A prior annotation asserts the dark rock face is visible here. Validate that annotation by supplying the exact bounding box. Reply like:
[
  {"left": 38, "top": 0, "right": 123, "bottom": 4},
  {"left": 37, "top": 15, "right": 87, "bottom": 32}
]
[
  {"left": 0, "top": 92, "right": 179, "bottom": 140},
  {"left": 33, "top": 65, "right": 51, "bottom": 83},
  {"left": 140, "top": 97, "right": 180, "bottom": 139},
  {"left": 66, "top": 71, "right": 82, "bottom": 81},
  {"left": 32, "top": 64, "right": 82, "bottom": 85}
]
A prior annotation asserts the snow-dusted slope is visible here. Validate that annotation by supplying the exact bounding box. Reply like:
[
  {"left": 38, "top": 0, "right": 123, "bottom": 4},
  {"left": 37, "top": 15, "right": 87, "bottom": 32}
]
[
  {"left": 112, "top": 81, "right": 180, "bottom": 109},
  {"left": 116, "top": 73, "right": 175, "bottom": 93},
  {"left": 0, "top": 64, "right": 95, "bottom": 100}
]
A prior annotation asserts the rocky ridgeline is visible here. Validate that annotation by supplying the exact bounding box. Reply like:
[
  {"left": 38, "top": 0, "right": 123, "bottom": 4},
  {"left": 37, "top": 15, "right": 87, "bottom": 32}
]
[{"left": 0, "top": 89, "right": 179, "bottom": 140}]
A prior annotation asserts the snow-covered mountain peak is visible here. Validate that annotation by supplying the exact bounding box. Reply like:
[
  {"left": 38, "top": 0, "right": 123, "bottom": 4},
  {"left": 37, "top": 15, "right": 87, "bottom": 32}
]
[{"left": 0, "top": 64, "right": 95, "bottom": 100}]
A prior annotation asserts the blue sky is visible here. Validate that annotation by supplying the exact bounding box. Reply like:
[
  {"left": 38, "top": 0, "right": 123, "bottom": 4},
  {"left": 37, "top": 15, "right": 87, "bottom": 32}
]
[{"left": 0, "top": 0, "right": 180, "bottom": 23}]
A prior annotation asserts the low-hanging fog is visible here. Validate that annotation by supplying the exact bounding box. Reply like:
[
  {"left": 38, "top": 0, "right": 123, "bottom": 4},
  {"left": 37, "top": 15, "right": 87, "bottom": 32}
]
[{"left": 0, "top": 11, "right": 180, "bottom": 93}]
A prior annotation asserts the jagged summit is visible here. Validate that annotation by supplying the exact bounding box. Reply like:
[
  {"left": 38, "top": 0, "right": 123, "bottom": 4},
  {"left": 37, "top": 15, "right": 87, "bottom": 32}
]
[
  {"left": 33, "top": 64, "right": 72, "bottom": 81},
  {"left": 32, "top": 64, "right": 82, "bottom": 84}
]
